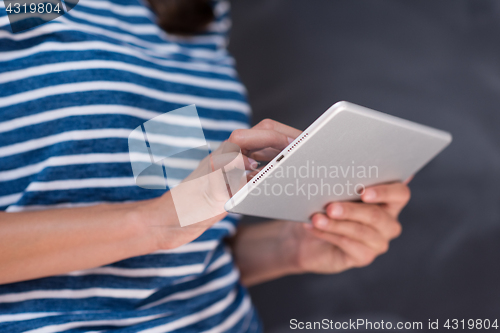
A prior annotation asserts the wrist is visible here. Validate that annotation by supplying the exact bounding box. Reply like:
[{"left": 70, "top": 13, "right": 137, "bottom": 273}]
[
  {"left": 274, "top": 221, "right": 306, "bottom": 275},
  {"left": 124, "top": 196, "right": 172, "bottom": 253},
  {"left": 233, "top": 220, "right": 302, "bottom": 286},
  {"left": 130, "top": 191, "right": 226, "bottom": 252}
]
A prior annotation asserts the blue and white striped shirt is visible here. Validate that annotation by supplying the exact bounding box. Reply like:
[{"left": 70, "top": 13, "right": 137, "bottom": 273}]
[{"left": 0, "top": 0, "right": 261, "bottom": 331}]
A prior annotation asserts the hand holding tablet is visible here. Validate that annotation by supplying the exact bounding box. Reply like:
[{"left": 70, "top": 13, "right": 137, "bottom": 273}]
[{"left": 225, "top": 101, "right": 452, "bottom": 222}]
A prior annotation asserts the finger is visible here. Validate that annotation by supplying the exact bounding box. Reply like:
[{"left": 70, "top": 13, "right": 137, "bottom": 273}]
[
  {"left": 361, "top": 182, "right": 411, "bottom": 217},
  {"left": 361, "top": 182, "right": 411, "bottom": 205},
  {"left": 325, "top": 202, "right": 401, "bottom": 239},
  {"left": 311, "top": 214, "right": 388, "bottom": 253},
  {"left": 404, "top": 175, "right": 414, "bottom": 184},
  {"left": 246, "top": 167, "right": 264, "bottom": 181},
  {"left": 309, "top": 227, "right": 380, "bottom": 268},
  {"left": 249, "top": 147, "right": 282, "bottom": 162},
  {"left": 253, "top": 118, "right": 302, "bottom": 139},
  {"left": 209, "top": 151, "right": 254, "bottom": 171},
  {"left": 228, "top": 129, "right": 292, "bottom": 154},
  {"left": 208, "top": 146, "right": 258, "bottom": 172},
  {"left": 244, "top": 156, "right": 259, "bottom": 171}
]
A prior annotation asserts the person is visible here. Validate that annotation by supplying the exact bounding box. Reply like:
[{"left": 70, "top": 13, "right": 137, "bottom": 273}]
[{"left": 0, "top": 0, "right": 410, "bottom": 331}]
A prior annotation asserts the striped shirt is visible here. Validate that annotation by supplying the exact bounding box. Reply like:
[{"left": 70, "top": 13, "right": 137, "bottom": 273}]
[{"left": 0, "top": 0, "right": 262, "bottom": 332}]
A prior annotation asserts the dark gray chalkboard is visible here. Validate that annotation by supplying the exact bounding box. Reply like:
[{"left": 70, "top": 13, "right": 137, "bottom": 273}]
[{"left": 229, "top": 1, "right": 500, "bottom": 332}]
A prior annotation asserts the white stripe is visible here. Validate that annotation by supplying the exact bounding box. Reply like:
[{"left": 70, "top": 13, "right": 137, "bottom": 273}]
[
  {"left": 22, "top": 176, "right": 182, "bottom": 192},
  {"left": 0, "top": 125, "right": 107, "bottom": 158},
  {"left": 0, "top": 60, "right": 245, "bottom": 92},
  {"left": 0, "top": 128, "right": 220, "bottom": 159},
  {"left": 0, "top": 288, "right": 155, "bottom": 303},
  {"left": 0, "top": 105, "right": 248, "bottom": 135},
  {"left": 140, "top": 269, "right": 238, "bottom": 310},
  {"left": 6, "top": 201, "right": 106, "bottom": 212},
  {"left": 0, "top": 16, "right": 223, "bottom": 60},
  {"left": 0, "top": 312, "right": 61, "bottom": 323},
  {"left": 0, "top": 81, "right": 250, "bottom": 113},
  {"left": 116, "top": 174, "right": 175, "bottom": 188},
  {"left": 67, "top": 9, "right": 160, "bottom": 34},
  {"left": 214, "top": 0, "right": 231, "bottom": 18},
  {"left": 142, "top": 141, "right": 206, "bottom": 160},
  {"left": 0, "top": 41, "right": 236, "bottom": 76},
  {"left": 206, "top": 252, "right": 233, "bottom": 274},
  {"left": 139, "top": 131, "right": 206, "bottom": 148},
  {"left": 202, "top": 115, "right": 249, "bottom": 131},
  {"left": 137, "top": 289, "right": 237, "bottom": 333},
  {"left": 77, "top": 0, "right": 154, "bottom": 18},
  {"left": 154, "top": 240, "right": 219, "bottom": 254},
  {"left": 207, "top": 17, "right": 231, "bottom": 34},
  {"left": 211, "top": 220, "right": 237, "bottom": 236},
  {"left": 66, "top": 263, "right": 205, "bottom": 277},
  {"left": 24, "top": 313, "right": 167, "bottom": 333},
  {"left": 203, "top": 296, "right": 252, "bottom": 333},
  {"left": 25, "top": 178, "right": 136, "bottom": 191},
  {"left": 0, "top": 153, "right": 198, "bottom": 182},
  {"left": 133, "top": 154, "right": 198, "bottom": 170},
  {"left": 0, "top": 192, "right": 22, "bottom": 206},
  {"left": 0, "top": 17, "right": 8, "bottom": 28},
  {"left": 0, "top": 154, "right": 126, "bottom": 181},
  {"left": 60, "top": 0, "right": 68, "bottom": 12}
]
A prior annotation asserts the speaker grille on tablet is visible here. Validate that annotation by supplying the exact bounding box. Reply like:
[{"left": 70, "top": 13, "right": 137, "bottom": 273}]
[
  {"left": 287, "top": 132, "right": 308, "bottom": 152},
  {"left": 252, "top": 164, "right": 274, "bottom": 184}
]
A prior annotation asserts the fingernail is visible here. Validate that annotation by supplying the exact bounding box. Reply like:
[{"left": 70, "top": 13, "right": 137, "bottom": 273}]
[
  {"left": 315, "top": 215, "right": 329, "bottom": 228},
  {"left": 287, "top": 137, "right": 294, "bottom": 144},
  {"left": 364, "top": 189, "right": 376, "bottom": 201},
  {"left": 330, "top": 203, "right": 343, "bottom": 217},
  {"left": 248, "top": 158, "right": 258, "bottom": 170}
]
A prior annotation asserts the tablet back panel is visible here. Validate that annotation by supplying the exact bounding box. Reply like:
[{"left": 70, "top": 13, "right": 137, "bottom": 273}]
[{"left": 225, "top": 102, "right": 452, "bottom": 222}]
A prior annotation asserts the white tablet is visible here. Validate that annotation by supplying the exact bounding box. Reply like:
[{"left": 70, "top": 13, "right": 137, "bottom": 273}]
[{"left": 224, "top": 101, "right": 452, "bottom": 222}]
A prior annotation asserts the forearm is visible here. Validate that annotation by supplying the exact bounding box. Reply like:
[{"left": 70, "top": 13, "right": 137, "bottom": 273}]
[
  {"left": 0, "top": 195, "right": 171, "bottom": 285},
  {"left": 231, "top": 220, "right": 300, "bottom": 286}
]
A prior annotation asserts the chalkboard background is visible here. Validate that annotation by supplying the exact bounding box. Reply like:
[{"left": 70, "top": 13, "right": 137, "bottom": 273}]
[{"left": 228, "top": 1, "right": 500, "bottom": 332}]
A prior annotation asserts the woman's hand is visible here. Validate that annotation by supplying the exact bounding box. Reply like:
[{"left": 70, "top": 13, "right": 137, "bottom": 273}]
[
  {"left": 285, "top": 182, "right": 409, "bottom": 274},
  {"left": 232, "top": 182, "right": 410, "bottom": 286},
  {"left": 149, "top": 119, "right": 302, "bottom": 250}
]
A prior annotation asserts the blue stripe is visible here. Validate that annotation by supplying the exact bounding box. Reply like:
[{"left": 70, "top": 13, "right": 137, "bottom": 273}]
[
  {"left": 0, "top": 49, "right": 238, "bottom": 80},
  {"left": 0, "top": 72, "right": 246, "bottom": 100},
  {"left": 12, "top": 187, "right": 166, "bottom": 206},
  {"left": 0, "top": 113, "right": 217, "bottom": 144},
  {"left": 0, "top": 30, "right": 229, "bottom": 62},
  {"left": 0, "top": 95, "right": 248, "bottom": 123}
]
